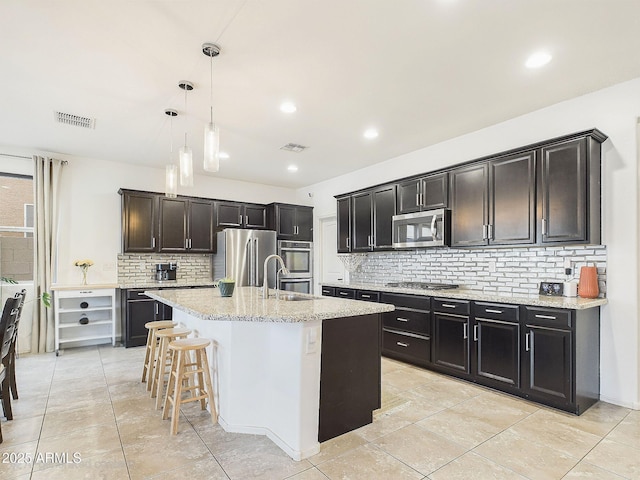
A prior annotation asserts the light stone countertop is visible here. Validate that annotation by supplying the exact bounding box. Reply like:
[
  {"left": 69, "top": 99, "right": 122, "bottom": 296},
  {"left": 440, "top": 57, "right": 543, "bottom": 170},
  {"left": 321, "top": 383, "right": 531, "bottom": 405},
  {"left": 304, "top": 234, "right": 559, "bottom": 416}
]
[
  {"left": 321, "top": 282, "right": 607, "bottom": 310},
  {"left": 118, "top": 279, "right": 217, "bottom": 289},
  {"left": 145, "top": 286, "right": 395, "bottom": 323}
]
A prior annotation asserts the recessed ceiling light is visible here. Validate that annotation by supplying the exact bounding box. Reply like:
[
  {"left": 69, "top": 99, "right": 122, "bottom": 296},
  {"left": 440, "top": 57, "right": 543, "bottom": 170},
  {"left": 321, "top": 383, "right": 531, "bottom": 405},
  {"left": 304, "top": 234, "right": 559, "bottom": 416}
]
[
  {"left": 525, "top": 51, "right": 552, "bottom": 69},
  {"left": 363, "top": 128, "right": 379, "bottom": 139},
  {"left": 287, "top": 165, "right": 298, "bottom": 172},
  {"left": 280, "top": 102, "right": 297, "bottom": 113},
  {"left": 218, "top": 152, "right": 230, "bottom": 159}
]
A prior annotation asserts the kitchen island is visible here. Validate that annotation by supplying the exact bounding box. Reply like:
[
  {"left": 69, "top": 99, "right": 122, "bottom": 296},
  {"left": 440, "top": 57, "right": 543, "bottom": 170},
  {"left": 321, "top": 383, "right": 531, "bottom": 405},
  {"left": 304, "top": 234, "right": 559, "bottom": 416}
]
[{"left": 145, "top": 287, "right": 394, "bottom": 461}]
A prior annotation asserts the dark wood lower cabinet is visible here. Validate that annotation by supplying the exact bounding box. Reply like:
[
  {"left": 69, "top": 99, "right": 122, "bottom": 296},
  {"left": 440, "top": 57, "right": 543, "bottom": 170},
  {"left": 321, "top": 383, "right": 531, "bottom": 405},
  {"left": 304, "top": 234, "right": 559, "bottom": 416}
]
[
  {"left": 319, "top": 314, "right": 381, "bottom": 442},
  {"left": 432, "top": 312, "right": 470, "bottom": 375},
  {"left": 473, "top": 318, "right": 520, "bottom": 392},
  {"left": 121, "top": 290, "right": 173, "bottom": 348}
]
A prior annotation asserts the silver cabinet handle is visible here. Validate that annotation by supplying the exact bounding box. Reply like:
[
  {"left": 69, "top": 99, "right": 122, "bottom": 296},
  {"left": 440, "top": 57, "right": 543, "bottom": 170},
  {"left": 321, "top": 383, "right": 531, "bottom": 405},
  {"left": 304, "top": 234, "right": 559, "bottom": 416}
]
[
  {"left": 155, "top": 303, "right": 159, "bottom": 315},
  {"left": 396, "top": 342, "right": 409, "bottom": 348},
  {"left": 482, "top": 224, "right": 488, "bottom": 240},
  {"left": 463, "top": 323, "right": 468, "bottom": 339},
  {"left": 535, "top": 314, "right": 557, "bottom": 320},
  {"left": 416, "top": 192, "right": 420, "bottom": 207},
  {"left": 488, "top": 224, "right": 493, "bottom": 240},
  {"left": 486, "top": 309, "right": 502, "bottom": 314},
  {"left": 473, "top": 324, "right": 478, "bottom": 341},
  {"left": 361, "top": 294, "right": 371, "bottom": 298},
  {"left": 420, "top": 192, "right": 424, "bottom": 207},
  {"left": 542, "top": 218, "right": 547, "bottom": 236},
  {"left": 245, "top": 215, "right": 249, "bottom": 225},
  {"left": 185, "top": 238, "right": 188, "bottom": 249},
  {"left": 152, "top": 237, "right": 156, "bottom": 248},
  {"left": 396, "top": 317, "right": 409, "bottom": 322},
  {"left": 137, "top": 292, "right": 146, "bottom": 296},
  {"left": 339, "top": 292, "right": 349, "bottom": 296},
  {"left": 442, "top": 304, "right": 457, "bottom": 308},
  {"left": 431, "top": 214, "right": 437, "bottom": 240},
  {"left": 525, "top": 332, "right": 531, "bottom": 351},
  {"left": 367, "top": 235, "right": 371, "bottom": 247},
  {"left": 346, "top": 237, "right": 350, "bottom": 249}
]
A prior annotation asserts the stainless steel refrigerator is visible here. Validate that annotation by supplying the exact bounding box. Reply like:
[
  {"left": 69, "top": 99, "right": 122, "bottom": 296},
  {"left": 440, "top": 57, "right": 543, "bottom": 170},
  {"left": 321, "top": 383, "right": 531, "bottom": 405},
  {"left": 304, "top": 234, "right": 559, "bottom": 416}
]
[{"left": 212, "top": 229, "right": 277, "bottom": 287}]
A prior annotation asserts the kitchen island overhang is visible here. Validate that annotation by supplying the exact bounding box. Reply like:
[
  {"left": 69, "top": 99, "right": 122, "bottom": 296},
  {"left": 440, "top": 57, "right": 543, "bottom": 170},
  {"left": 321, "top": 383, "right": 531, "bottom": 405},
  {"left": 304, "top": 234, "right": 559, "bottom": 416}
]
[{"left": 144, "top": 287, "right": 394, "bottom": 461}]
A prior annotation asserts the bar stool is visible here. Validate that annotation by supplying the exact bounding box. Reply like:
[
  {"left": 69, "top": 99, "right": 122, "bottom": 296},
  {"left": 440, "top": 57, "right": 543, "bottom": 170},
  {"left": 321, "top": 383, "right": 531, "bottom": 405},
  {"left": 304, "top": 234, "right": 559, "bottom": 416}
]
[
  {"left": 141, "top": 320, "right": 177, "bottom": 389},
  {"left": 151, "top": 327, "right": 192, "bottom": 409},
  {"left": 162, "top": 337, "right": 217, "bottom": 435}
]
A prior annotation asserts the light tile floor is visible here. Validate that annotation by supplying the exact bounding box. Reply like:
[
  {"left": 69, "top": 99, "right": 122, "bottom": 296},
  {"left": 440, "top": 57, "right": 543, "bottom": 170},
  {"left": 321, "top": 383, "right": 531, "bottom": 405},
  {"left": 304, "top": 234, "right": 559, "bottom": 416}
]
[{"left": 0, "top": 345, "right": 638, "bottom": 479}]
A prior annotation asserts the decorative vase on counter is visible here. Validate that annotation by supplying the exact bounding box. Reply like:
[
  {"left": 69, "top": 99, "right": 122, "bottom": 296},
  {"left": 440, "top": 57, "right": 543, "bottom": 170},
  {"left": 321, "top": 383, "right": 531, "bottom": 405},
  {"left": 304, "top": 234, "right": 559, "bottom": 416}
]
[
  {"left": 578, "top": 265, "right": 599, "bottom": 298},
  {"left": 218, "top": 280, "right": 235, "bottom": 297}
]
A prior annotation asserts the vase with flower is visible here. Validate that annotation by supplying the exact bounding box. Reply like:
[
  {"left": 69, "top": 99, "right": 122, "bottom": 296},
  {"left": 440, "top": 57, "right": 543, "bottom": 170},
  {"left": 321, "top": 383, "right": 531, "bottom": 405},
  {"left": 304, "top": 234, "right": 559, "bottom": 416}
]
[{"left": 74, "top": 259, "right": 94, "bottom": 285}]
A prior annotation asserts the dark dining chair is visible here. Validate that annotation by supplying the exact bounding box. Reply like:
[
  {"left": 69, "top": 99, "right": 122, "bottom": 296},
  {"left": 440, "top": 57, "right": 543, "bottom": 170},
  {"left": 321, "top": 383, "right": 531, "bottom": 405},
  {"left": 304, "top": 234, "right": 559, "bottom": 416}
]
[
  {"left": 0, "top": 293, "right": 24, "bottom": 422},
  {"left": 4, "top": 289, "right": 26, "bottom": 400}
]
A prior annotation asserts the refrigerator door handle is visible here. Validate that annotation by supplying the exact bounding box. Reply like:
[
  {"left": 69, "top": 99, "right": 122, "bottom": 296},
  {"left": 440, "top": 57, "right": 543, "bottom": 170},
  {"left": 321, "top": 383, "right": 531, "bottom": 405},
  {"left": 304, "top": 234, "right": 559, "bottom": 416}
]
[
  {"left": 254, "top": 238, "right": 260, "bottom": 286},
  {"left": 246, "top": 238, "right": 253, "bottom": 286}
]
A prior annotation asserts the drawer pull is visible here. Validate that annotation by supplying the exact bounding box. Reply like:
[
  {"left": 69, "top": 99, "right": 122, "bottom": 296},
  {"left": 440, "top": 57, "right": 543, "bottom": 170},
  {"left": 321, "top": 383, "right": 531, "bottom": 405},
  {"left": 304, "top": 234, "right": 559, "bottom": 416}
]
[
  {"left": 361, "top": 294, "right": 371, "bottom": 298},
  {"left": 473, "top": 324, "right": 478, "bottom": 341},
  {"left": 339, "top": 292, "right": 349, "bottom": 296},
  {"left": 396, "top": 342, "right": 409, "bottom": 348},
  {"left": 463, "top": 323, "right": 468, "bottom": 339},
  {"left": 485, "top": 309, "right": 502, "bottom": 314},
  {"left": 535, "top": 314, "right": 557, "bottom": 320},
  {"left": 525, "top": 332, "right": 531, "bottom": 351},
  {"left": 396, "top": 317, "right": 409, "bottom": 322},
  {"left": 137, "top": 292, "right": 147, "bottom": 296},
  {"left": 441, "top": 304, "right": 457, "bottom": 308}
]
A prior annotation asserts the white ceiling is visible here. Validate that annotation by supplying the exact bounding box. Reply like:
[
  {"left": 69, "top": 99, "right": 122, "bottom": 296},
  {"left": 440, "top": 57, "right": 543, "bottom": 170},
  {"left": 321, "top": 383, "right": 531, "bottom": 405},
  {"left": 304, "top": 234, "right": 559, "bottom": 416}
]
[{"left": 1, "top": 1, "right": 639, "bottom": 189}]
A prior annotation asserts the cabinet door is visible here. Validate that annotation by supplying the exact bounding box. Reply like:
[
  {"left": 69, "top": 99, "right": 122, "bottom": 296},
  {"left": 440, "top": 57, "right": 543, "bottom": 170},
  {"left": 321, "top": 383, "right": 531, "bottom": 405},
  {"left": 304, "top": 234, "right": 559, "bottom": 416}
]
[
  {"left": 523, "top": 325, "right": 572, "bottom": 407},
  {"left": 473, "top": 318, "right": 520, "bottom": 390},
  {"left": 372, "top": 185, "right": 396, "bottom": 249},
  {"left": 352, "top": 191, "right": 373, "bottom": 252},
  {"left": 217, "top": 202, "right": 243, "bottom": 228},
  {"left": 433, "top": 313, "right": 470, "bottom": 375},
  {"left": 539, "top": 138, "right": 587, "bottom": 243},
  {"left": 122, "top": 191, "right": 157, "bottom": 252},
  {"left": 397, "top": 179, "right": 421, "bottom": 214},
  {"left": 125, "top": 300, "right": 155, "bottom": 347},
  {"left": 155, "top": 301, "right": 173, "bottom": 321},
  {"left": 189, "top": 200, "right": 215, "bottom": 252},
  {"left": 450, "top": 164, "right": 488, "bottom": 247},
  {"left": 295, "top": 207, "right": 314, "bottom": 241},
  {"left": 158, "top": 197, "right": 188, "bottom": 253},
  {"left": 276, "top": 205, "right": 297, "bottom": 239},
  {"left": 422, "top": 172, "right": 448, "bottom": 209},
  {"left": 245, "top": 204, "right": 268, "bottom": 229},
  {"left": 336, "top": 197, "right": 351, "bottom": 253},
  {"left": 489, "top": 152, "right": 536, "bottom": 245}
]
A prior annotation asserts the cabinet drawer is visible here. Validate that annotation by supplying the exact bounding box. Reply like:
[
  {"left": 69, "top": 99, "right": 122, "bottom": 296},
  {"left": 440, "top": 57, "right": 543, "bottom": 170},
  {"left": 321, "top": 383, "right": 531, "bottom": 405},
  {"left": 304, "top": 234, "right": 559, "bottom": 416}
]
[
  {"left": 383, "top": 329, "right": 430, "bottom": 363},
  {"left": 433, "top": 298, "right": 470, "bottom": 315},
  {"left": 380, "top": 292, "right": 430, "bottom": 311},
  {"left": 383, "top": 310, "right": 429, "bottom": 335},
  {"left": 356, "top": 290, "right": 380, "bottom": 302},
  {"left": 321, "top": 286, "right": 335, "bottom": 297},
  {"left": 126, "top": 289, "right": 154, "bottom": 300},
  {"left": 525, "top": 307, "right": 572, "bottom": 329},
  {"left": 335, "top": 288, "right": 355, "bottom": 299},
  {"left": 474, "top": 302, "right": 519, "bottom": 322}
]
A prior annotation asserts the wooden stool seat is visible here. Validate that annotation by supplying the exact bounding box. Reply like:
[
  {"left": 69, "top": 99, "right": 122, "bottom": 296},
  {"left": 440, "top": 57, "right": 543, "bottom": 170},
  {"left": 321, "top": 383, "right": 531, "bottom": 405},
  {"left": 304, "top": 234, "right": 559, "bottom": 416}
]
[
  {"left": 151, "top": 327, "right": 192, "bottom": 409},
  {"left": 163, "top": 338, "right": 217, "bottom": 434},
  {"left": 142, "top": 320, "right": 177, "bottom": 387}
]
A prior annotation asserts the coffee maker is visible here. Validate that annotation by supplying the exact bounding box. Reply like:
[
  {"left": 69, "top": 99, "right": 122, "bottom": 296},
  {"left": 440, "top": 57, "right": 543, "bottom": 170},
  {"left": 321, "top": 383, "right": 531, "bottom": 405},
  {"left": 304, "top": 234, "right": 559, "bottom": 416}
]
[{"left": 155, "top": 262, "right": 177, "bottom": 281}]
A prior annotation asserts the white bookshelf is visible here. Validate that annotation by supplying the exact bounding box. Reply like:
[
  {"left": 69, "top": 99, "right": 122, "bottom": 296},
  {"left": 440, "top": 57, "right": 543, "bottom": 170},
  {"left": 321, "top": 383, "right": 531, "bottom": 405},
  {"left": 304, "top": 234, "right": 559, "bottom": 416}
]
[{"left": 53, "top": 286, "right": 117, "bottom": 355}]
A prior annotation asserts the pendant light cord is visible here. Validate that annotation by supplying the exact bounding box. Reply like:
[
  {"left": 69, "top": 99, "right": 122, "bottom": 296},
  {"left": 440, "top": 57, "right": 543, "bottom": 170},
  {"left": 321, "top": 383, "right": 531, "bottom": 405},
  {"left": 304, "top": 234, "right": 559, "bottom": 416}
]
[
  {"left": 184, "top": 85, "right": 188, "bottom": 148},
  {"left": 210, "top": 52, "right": 214, "bottom": 123}
]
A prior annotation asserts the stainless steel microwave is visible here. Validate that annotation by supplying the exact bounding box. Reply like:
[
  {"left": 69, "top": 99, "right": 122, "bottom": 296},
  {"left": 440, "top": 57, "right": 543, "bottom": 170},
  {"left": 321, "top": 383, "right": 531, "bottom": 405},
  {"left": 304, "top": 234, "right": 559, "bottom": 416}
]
[{"left": 392, "top": 208, "right": 451, "bottom": 248}]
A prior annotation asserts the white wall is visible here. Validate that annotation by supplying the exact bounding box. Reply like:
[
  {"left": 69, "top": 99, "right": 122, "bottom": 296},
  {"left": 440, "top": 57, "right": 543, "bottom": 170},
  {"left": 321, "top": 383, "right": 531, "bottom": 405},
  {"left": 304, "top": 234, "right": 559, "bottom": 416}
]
[
  {"left": 0, "top": 152, "right": 302, "bottom": 285},
  {"left": 302, "top": 77, "right": 640, "bottom": 410}
]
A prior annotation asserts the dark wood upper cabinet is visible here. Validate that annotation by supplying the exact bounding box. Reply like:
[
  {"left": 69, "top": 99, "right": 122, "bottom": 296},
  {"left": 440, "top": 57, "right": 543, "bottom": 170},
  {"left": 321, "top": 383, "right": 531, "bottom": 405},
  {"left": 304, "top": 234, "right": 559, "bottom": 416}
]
[
  {"left": 489, "top": 151, "right": 536, "bottom": 245},
  {"left": 538, "top": 136, "right": 601, "bottom": 245},
  {"left": 351, "top": 191, "right": 373, "bottom": 252},
  {"left": 158, "top": 197, "right": 215, "bottom": 253},
  {"left": 397, "top": 172, "right": 448, "bottom": 214},
  {"left": 450, "top": 163, "right": 488, "bottom": 247},
  {"left": 269, "top": 203, "right": 313, "bottom": 241},
  {"left": 216, "top": 202, "right": 267, "bottom": 230},
  {"left": 121, "top": 190, "right": 158, "bottom": 253},
  {"left": 336, "top": 196, "right": 351, "bottom": 253},
  {"left": 372, "top": 185, "right": 396, "bottom": 249}
]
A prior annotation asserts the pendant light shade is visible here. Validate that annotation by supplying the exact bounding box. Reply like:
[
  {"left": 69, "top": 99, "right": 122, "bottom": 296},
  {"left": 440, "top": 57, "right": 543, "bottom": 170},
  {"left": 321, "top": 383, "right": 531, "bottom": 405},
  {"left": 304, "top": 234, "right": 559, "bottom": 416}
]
[
  {"left": 202, "top": 43, "right": 221, "bottom": 173},
  {"left": 203, "top": 121, "right": 220, "bottom": 172},
  {"left": 164, "top": 108, "right": 178, "bottom": 198},
  {"left": 179, "top": 144, "right": 193, "bottom": 187},
  {"left": 178, "top": 80, "right": 194, "bottom": 187}
]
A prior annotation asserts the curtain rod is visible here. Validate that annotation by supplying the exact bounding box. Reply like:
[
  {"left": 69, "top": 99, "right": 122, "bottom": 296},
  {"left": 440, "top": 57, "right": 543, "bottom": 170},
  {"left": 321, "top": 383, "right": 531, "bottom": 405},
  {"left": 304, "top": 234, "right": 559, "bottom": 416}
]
[{"left": 0, "top": 153, "right": 31, "bottom": 159}]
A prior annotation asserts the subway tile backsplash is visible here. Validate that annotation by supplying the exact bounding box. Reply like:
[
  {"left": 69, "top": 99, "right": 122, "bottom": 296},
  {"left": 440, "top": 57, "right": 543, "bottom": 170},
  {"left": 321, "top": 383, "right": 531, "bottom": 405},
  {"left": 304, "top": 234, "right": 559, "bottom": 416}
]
[
  {"left": 348, "top": 245, "right": 607, "bottom": 297},
  {"left": 118, "top": 253, "right": 211, "bottom": 284}
]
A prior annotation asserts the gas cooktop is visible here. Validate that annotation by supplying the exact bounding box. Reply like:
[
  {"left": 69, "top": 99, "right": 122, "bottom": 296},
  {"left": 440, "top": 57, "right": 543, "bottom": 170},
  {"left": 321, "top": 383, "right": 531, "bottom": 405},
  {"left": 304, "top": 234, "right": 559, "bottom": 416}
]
[{"left": 386, "top": 282, "right": 459, "bottom": 290}]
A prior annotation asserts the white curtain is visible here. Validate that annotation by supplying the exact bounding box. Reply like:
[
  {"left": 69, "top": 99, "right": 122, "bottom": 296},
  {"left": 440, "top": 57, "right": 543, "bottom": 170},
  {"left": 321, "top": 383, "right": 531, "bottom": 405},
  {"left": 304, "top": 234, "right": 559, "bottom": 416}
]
[{"left": 32, "top": 156, "right": 64, "bottom": 353}]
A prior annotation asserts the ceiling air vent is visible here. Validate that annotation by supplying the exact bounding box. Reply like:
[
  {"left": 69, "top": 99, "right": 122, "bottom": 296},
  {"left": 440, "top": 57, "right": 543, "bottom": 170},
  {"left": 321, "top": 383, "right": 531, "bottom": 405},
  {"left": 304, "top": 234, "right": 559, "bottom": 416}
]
[
  {"left": 54, "top": 111, "right": 96, "bottom": 129},
  {"left": 280, "top": 143, "right": 308, "bottom": 153}
]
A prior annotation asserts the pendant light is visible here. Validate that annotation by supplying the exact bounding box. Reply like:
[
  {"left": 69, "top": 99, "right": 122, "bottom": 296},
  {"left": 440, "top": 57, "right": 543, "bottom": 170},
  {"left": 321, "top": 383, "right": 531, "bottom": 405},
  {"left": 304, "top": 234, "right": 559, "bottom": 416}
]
[
  {"left": 202, "top": 43, "right": 221, "bottom": 173},
  {"left": 164, "top": 109, "right": 178, "bottom": 198},
  {"left": 178, "top": 80, "right": 194, "bottom": 187}
]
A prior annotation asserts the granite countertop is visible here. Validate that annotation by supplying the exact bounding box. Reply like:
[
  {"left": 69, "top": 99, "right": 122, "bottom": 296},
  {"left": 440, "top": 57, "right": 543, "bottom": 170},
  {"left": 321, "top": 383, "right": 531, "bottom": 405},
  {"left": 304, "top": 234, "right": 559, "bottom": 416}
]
[
  {"left": 145, "top": 286, "right": 395, "bottom": 323},
  {"left": 118, "top": 279, "right": 218, "bottom": 289},
  {"left": 321, "top": 282, "right": 607, "bottom": 310}
]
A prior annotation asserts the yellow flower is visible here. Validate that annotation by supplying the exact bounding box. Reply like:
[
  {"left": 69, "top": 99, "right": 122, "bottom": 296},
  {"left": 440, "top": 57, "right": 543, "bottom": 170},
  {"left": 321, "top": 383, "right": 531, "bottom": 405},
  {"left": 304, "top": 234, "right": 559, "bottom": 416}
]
[{"left": 74, "top": 259, "right": 94, "bottom": 268}]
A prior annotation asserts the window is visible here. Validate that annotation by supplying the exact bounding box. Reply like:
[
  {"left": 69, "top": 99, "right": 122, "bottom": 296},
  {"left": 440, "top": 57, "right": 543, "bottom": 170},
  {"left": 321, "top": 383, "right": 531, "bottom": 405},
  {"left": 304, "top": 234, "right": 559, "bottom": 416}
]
[{"left": 0, "top": 173, "right": 34, "bottom": 281}]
